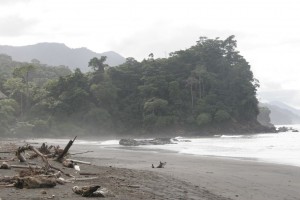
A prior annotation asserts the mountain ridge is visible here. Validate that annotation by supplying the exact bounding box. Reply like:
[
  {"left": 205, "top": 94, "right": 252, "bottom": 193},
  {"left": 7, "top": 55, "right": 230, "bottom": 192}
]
[
  {"left": 0, "top": 43, "right": 126, "bottom": 71},
  {"left": 260, "top": 102, "right": 300, "bottom": 125}
]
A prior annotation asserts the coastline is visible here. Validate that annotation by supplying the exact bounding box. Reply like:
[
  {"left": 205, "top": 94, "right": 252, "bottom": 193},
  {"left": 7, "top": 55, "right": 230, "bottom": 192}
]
[{"left": 1, "top": 139, "right": 300, "bottom": 200}]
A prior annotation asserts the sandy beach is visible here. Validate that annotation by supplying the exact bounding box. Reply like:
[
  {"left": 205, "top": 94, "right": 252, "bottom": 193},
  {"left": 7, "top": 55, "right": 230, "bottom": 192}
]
[
  {"left": 1, "top": 139, "right": 300, "bottom": 200},
  {"left": 74, "top": 145, "right": 300, "bottom": 200}
]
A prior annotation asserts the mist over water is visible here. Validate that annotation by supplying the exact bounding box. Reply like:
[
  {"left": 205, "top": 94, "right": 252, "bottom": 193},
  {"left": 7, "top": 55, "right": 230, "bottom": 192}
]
[{"left": 27, "top": 125, "right": 300, "bottom": 167}]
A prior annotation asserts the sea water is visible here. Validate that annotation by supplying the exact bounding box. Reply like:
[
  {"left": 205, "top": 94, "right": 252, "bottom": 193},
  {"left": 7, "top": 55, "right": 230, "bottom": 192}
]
[
  {"left": 27, "top": 124, "right": 300, "bottom": 167},
  {"left": 137, "top": 124, "right": 300, "bottom": 167}
]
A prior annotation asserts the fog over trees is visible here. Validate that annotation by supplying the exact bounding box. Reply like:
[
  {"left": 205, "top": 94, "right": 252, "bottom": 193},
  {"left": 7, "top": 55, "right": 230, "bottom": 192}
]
[{"left": 0, "top": 36, "right": 266, "bottom": 137}]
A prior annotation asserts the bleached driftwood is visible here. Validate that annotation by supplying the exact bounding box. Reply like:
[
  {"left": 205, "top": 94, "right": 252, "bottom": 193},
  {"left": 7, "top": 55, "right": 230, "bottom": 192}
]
[
  {"left": 0, "top": 157, "right": 15, "bottom": 162},
  {"left": 10, "top": 164, "right": 41, "bottom": 169},
  {"left": 65, "top": 159, "right": 91, "bottom": 165}
]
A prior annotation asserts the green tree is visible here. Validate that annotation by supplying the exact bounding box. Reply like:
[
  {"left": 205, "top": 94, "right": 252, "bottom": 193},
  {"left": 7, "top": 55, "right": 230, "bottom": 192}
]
[
  {"left": 0, "top": 99, "right": 18, "bottom": 135},
  {"left": 196, "top": 113, "right": 212, "bottom": 126},
  {"left": 12, "top": 64, "right": 36, "bottom": 112},
  {"left": 88, "top": 56, "right": 108, "bottom": 73}
]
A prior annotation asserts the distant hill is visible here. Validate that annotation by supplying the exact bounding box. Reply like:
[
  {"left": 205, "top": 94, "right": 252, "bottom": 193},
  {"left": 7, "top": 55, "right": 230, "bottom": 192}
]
[
  {"left": 269, "top": 101, "right": 300, "bottom": 116},
  {"left": 0, "top": 43, "right": 126, "bottom": 71},
  {"left": 260, "top": 102, "right": 300, "bottom": 125}
]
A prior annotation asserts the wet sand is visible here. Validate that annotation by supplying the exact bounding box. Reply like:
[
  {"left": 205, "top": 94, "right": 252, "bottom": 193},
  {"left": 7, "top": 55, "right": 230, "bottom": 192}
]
[{"left": 74, "top": 144, "right": 300, "bottom": 200}]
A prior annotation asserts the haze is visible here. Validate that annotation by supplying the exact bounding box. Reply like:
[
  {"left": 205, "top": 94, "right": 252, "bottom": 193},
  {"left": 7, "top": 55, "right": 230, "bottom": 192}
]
[{"left": 0, "top": 0, "right": 299, "bottom": 108}]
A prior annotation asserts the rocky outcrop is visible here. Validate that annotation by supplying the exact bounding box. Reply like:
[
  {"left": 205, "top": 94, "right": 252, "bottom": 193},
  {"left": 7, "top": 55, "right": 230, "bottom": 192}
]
[
  {"left": 119, "top": 138, "right": 175, "bottom": 146},
  {"left": 119, "top": 139, "right": 139, "bottom": 146}
]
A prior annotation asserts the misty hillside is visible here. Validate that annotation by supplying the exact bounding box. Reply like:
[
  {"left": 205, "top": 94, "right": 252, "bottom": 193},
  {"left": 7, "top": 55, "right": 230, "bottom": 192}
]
[
  {"left": 269, "top": 101, "right": 300, "bottom": 116},
  {"left": 0, "top": 43, "right": 125, "bottom": 71},
  {"left": 260, "top": 102, "right": 300, "bottom": 125},
  {"left": 0, "top": 36, "right": 272, "bottom": 137}
]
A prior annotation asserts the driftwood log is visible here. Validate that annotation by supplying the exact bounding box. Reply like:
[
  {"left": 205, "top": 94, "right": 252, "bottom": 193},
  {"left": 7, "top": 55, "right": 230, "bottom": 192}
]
[
  {"left": 65, "top": 159, "right": 91, "bottom": 165},
  {"left": 152, "top": 161, "right": 167, "bottom": 168},
  {"left": 72, "top": 185, "right": 103, "bottom": 197},
  {"left": 56, "top": 136, "right": 77, "bottom": 162},
  {"left": 16, "top": 147, "right": 27, "bottom": 162},
  {"left": 0, "top": 162, "right": 11, "bottom": 169},
  {"left": 0, "top": 157, "right": 15, "bottom": 162},
  {"left": 14, "top": 145, "right": 66, "bottom": 175},
  {"left": 10, "top": 164, "right": 41, "bottom": 169},
  {"left": 1, "top": 137, "right": 81, "bottom": 189},
  {"left": 15, "top": 176, "right": 57, "bottom": 189},
  {"left": 63, "top": 159, "right": 74, "bottom": 168}
]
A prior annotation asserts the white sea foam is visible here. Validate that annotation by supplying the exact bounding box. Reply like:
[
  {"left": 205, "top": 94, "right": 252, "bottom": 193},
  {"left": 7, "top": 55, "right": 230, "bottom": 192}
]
[
  {"left": 100, "top": 140, "right": 119, "bottom": 145},
  {"left": 220, "top": 135, "right": 244, "bottom": 138}
]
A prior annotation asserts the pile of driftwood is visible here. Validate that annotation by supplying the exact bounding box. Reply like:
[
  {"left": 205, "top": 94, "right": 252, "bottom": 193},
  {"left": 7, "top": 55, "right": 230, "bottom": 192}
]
[{"left": 0, "top": 137, "right": 97, "bottom": 193}]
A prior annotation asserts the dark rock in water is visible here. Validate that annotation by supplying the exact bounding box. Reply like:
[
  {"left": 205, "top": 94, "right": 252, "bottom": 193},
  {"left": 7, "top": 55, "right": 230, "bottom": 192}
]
[
  {"left": 148, "top": 138, "right": 173, "bottom": 145},
  {"left": 119, "top": 138, "right": 174, "bottom": 146},
  {"left": 178, "top": 139, "right": 191, "bottom": 142},
  {"left": 171, "top": 138, "right": 191, "bottom": 142},
  {"left": 277, "top": 126, "right": 299, "bottom": 133},
  {"left": 277, "top": 126, "right": 289, "bottom": 132},
  {"left": 119, "top": 139, "right": 139, "bottom": 146}
]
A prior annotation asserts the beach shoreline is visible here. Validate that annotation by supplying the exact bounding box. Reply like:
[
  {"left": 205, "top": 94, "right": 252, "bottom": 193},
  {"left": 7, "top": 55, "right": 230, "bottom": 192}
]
[
  {"left": 73, "top": 145, "right": 300, "bottom": 200},
  {"left": 1, "top": 139, "right": 300, "bottom": 200}
]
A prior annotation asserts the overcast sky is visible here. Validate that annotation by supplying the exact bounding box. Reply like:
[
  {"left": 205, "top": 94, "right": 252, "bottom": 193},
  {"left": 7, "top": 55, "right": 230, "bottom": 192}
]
[{"left": 0, "top": 0, "right": 300, "bottom": 108}]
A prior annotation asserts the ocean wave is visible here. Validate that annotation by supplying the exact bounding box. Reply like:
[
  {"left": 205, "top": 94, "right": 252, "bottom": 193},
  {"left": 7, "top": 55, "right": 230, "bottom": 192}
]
[
  {"left": 220, "top": 135, "right": 244, "bottom": 138},
  {"left": 100, "top": 140, "right": 119, "bottom": 145}
]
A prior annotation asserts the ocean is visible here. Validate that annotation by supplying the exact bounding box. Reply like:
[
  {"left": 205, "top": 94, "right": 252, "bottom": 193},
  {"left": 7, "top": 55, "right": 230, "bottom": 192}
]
[{"left": 28, "top": 124, "right": 300, "bottom": 167}]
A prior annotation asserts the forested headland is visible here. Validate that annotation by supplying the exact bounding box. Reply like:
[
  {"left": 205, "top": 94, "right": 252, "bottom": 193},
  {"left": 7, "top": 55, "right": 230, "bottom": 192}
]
[{"left": 0, "top": 36, "right": 273, "bottom": 138}]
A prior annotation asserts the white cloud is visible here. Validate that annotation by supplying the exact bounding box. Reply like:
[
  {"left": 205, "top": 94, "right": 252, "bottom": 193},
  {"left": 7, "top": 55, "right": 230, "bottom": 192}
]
[
  {"left": 0, "top": 15, "right": 38, "bottom": 36},
  {"left": 0, "top": 0, "right": 31, "bottom": 5}
]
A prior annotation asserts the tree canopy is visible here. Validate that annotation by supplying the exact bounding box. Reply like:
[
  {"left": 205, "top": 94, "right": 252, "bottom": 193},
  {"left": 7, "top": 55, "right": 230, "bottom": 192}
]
[{"left": 0, "top": 36, "right": 265, "bottom": 137}]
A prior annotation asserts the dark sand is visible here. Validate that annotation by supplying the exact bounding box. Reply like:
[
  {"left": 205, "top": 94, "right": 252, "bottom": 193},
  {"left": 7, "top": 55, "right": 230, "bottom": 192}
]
[{"left": 1, "top": 139, "right": 300, "bottom": 200}]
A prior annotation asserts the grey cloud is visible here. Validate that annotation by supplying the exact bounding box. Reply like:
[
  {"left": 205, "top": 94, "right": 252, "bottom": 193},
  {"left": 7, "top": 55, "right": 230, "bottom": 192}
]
[
  {"left": 0, "top": 15, "right": 38, "bottom": 37},
  {"left": 111, "top": 25, "right": 240, "bottom": 60}
]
